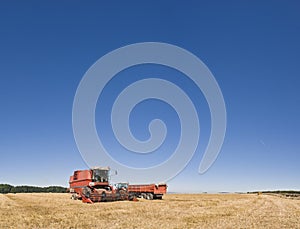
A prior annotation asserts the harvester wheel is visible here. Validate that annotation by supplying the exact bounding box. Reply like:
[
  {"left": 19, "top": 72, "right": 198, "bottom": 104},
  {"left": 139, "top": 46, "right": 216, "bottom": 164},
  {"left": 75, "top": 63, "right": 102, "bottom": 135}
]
[
  {"left": 82, "top": 187, "right": 91, "bottom": 198},
  {"left": 128, "top": 193, "right": 135, "bottom": 201},
  {"left": 71, "top": 194, "right": 78, "bottom": 200},
  {"left": 101, "top": 191, "right": 106, "bottom": 201}
]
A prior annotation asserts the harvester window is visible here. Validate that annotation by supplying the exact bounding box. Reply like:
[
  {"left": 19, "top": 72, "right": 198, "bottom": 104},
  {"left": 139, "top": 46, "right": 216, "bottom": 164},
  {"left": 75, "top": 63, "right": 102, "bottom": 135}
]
[
  {"left": 117, "top": 183, "right": 128, "bottom": 190},
  {"left": 92, "top": 169, "right": 109, "bottom": 182},
  {"left": 73, "top": 172, "right": 78, "bottom": 180}
]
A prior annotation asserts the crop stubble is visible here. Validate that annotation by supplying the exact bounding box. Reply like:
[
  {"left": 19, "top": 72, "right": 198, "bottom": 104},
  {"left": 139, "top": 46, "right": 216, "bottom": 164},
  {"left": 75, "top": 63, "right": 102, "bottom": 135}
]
[{"left": 0, "top": 193, "right": 299, "bottom": 228}]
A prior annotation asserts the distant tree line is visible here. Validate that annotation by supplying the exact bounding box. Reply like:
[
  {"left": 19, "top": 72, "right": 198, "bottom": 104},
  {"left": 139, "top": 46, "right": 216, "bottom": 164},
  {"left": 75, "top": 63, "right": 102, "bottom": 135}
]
[
  {"left": 248, "top": 190, "right": 300, "bottom": 194},
  {"left": 0, "top": 184, "right": 67, "bottom": 194}
]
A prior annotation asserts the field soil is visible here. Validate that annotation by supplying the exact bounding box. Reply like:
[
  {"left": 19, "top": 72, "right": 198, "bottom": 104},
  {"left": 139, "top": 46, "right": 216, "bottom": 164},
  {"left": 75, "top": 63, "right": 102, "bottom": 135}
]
[{"left": 0, "top": 193, "right": 300, "bottom": 228}]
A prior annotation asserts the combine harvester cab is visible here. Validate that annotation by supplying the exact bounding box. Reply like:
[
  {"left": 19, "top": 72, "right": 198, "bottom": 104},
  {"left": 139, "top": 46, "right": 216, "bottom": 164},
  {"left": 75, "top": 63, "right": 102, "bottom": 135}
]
[{"left": 69, "top": 167, "right": 133, "bottom": 203}]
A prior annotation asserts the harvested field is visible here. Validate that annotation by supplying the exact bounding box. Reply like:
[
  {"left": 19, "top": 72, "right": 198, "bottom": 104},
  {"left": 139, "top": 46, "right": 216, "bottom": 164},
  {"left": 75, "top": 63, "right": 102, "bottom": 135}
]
[{"left": 0, "top": 193, "right": 300, "bottom": 228}]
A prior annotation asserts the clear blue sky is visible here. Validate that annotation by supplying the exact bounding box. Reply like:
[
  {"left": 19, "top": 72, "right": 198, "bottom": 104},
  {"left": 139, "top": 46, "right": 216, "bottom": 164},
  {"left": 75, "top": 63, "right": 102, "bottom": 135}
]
[{"left": 0, "top": 1, "right": 299, "bottom": 192}]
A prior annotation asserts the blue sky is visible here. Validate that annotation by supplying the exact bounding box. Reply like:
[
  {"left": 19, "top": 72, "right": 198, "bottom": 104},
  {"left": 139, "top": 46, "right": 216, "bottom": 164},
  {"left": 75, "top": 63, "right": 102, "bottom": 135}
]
[{"left": 0, "top": 1, "right": 299, "bottom": 192}]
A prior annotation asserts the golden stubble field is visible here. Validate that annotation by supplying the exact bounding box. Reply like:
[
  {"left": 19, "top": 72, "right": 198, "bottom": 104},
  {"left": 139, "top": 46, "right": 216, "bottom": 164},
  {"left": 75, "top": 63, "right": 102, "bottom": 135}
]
[{"left": 0, "top": 193, "right": 300, "bottom": 229}]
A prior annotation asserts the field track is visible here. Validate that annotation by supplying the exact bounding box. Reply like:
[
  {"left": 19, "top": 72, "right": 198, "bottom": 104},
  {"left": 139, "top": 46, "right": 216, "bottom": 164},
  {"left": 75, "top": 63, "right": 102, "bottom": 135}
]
[{"left": 1, "top": 193, "right": 300, "bottom": 228}]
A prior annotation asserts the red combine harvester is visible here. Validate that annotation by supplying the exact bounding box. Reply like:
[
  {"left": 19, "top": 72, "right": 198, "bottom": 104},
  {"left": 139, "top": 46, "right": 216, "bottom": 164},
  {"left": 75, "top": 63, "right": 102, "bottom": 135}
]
[
  {"left": 69, "top": 167, "right": 132, "bottom": 203},
  {"left": 69, "top": 167, "right": 167, "bottom": 203}
]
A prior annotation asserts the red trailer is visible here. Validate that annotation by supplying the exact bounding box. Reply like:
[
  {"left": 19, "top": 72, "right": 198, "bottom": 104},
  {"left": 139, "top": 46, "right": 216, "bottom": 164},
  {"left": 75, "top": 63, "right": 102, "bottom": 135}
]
[{"left": 117, "top": 183, "right": 167, "bottom": 200}]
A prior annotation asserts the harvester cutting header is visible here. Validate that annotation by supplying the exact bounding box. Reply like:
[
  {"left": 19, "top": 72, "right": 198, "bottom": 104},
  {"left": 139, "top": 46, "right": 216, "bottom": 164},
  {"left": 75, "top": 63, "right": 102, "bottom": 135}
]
[{"left": 69, "top": 167, "right": 167, "bottom": 203}]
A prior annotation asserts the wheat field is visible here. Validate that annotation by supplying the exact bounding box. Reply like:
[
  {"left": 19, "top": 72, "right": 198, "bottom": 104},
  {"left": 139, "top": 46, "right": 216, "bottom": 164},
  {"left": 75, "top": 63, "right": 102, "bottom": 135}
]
[{"left": 0, "top": 193, "right": 300, "bottom": 228}]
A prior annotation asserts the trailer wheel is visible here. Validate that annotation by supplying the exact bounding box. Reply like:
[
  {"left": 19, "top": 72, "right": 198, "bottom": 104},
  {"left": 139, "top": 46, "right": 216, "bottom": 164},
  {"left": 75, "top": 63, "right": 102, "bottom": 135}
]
[
  {"left": 154, "top": 195, "right": 163, "bottom": 200},
  {"left": 146, "top": 193, "right": 153, "bottom": 200},
  {"left": 142, "top": 193, "right": 147, "bottom": 199}
]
